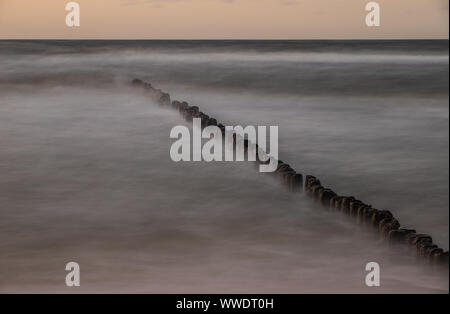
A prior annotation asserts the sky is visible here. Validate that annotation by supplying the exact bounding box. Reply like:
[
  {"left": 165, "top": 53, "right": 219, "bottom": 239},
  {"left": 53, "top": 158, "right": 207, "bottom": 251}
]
[{"left": 0, "top": 0, "right": 448, "bottom": 39}]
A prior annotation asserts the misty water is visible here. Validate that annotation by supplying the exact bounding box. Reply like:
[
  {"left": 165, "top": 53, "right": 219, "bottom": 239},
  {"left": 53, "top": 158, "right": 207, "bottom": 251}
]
[{"left": 0, "top": 40, "right": 448, "bottom": 293}]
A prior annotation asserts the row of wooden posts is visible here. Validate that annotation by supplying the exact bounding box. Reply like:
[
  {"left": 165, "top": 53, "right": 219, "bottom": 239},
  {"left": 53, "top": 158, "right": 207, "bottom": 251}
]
[{"left": 132, "top": 78, "right": 449, "bottom": 267}]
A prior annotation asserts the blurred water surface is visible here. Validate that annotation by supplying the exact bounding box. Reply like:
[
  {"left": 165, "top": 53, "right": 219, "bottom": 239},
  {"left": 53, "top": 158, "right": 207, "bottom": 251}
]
[{"left": 0, "top": 40, "right": 448, "bottom": 293}]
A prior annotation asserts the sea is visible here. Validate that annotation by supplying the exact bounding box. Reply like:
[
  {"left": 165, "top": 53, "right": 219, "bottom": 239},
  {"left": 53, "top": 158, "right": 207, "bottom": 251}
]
[{"left": 0, "top": 40, "right": 448, "bottom": 293}]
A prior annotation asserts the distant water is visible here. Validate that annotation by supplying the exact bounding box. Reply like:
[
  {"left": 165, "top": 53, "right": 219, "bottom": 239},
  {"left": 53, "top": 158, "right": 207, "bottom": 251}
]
[{"left": 0, "top": 40, "right": 448, "bottom": 293}]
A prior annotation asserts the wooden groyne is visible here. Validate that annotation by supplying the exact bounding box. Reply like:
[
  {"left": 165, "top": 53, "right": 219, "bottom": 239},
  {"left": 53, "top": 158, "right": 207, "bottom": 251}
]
[{"left": 132, "top": 78, "right": 449, "bottom": 267}]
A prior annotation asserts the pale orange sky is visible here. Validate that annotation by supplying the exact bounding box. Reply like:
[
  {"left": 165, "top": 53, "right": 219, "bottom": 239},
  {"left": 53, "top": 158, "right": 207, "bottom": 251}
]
[{"left": 0, "top": 0, "right": 448, "bottom": 39}]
